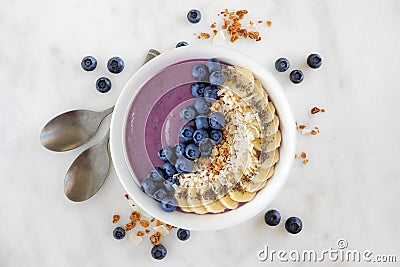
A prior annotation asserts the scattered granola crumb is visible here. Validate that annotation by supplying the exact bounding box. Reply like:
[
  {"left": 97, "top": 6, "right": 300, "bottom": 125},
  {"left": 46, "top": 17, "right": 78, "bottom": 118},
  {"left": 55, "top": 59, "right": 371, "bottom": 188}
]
[
  {"left": 130, "top": 211, "right": 141, "bottom": 222},
  {"left": 125, "top": 221, "right": 136, "bottom": 231},
  {"left": 137, "top": 231, "right": 145, "bottom": 237},
  {"left": 150, "top": 232, "right": 161, "bottom": 246},
  {"left": 303, "top": 159, "right": 309, "bottom": 165},
  {"left": 294, "top": 154, "right": 298, "bottom": 159},
  {"left": 257, "top": 20, "right": 263, "bottom": 23},
  {"left": 213, "top": 29, "right": 218, "bottom": 35},
  {"left": 140, "top": 220, "right": 150, "bottom": 228},
  {"left": 301, "top": 152, "right": 307, "bottom": 159},
  {"left": 311, "top": 106, "right": 326, "bottom": 114},
  {"left": 112, "top": 215, "right": 120, "bottom": 224},
  {"left": 200, "top": 32, "right": 211, "bottom": 39},
  {"left": 124, "top": 194, "right": 129, "bottom": 200},
  {"left": 266, "top": 20, "right": 272, "bottom": 27},
  {"left": 145, "top": 229, "right": 150, "bottom": 234},
  {"left": 156, "top": 220, "right": 163, "bottom": 226},
  {"left": 150, "top": 218, "right": 155, "bottom": 222},
  {"left": 210, "top": 22, "right": 216, "bottom": 28}
]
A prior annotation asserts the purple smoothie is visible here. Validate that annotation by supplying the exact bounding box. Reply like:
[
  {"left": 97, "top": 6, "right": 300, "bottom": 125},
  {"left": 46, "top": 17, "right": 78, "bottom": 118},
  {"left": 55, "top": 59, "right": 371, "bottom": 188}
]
[{"left": 125, "top": 60, "right": 207, "bottom": 182}]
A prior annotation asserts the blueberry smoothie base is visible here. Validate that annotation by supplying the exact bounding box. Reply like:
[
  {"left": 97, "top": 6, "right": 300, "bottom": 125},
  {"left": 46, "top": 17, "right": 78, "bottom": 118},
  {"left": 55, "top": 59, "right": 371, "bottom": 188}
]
[{"left": 125, "top": 60, "right": 210, "bottom": 183}]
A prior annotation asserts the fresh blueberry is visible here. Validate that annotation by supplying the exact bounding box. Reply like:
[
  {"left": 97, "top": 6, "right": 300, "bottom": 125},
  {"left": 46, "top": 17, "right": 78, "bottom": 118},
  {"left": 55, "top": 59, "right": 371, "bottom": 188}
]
[
  {"left": 141, "top": 178, "right": 157, "bottom": 195},
  {"left": 179, "top": 125, "right": 195, "bottom": 143},
  {"left": 194, "top": 98, "right": 211, "bottom": 115},
  {"left": 151, "top": 244, "right": 167, "bottom": 260},
  {"left": 95, "top": 77, "right": 111, "bottom": 93},
  {"left": 210, "top": 130, "right": 223, "bottom": 144},
  {"left": 264, "top": 209, "right": 281, "bottom": 226},
  {"left": 113, "top": 227, "right": 125, "bottom": 240},
  {"left": 158, "top": 146, "right": 176, "bottom": 163},
  {"left": 163, "top": 162, "right": 177, "bottom": 177},
  {"left": 199, "top": 138, "right": 215, "bottom": 157},
  {"left": 81, "top": 56, "right": 97, "bottom": 71},
  {"left": 148, "top": 167, "right": 166, "bottom": 182},
  {"left": 164, "top": 177, "right": 179, "bottom": 192},
  {"left": 185, "top": 143, "right": 201, "bottom": 160},
  {"left": 285, "top": 217, "right": 302, "bottom": 234},
  {"left": 190, "top": 82, "right": 206, "bottom": 98},
  {"left": 191, "top": 64, "right": 209, "bottom": 81},
  {"left": 153, "top": 188, "right": 168, "bottom": 202},
  {"left": 203, "top": 86, "right": 219, "bottom": 102},
  {"left": 209, "top": 112, "right": 226, "bottom": 130},
  {"left": 206, "top": 58, "right": 221, "bottom": 73},
  {"left": 107, "top": 56, "right": 124, "bottom": 74},
  {"left": 187, "top": 9, "right": 201, "bottom": 24},
  {"left": 175, "top": 142, "right": 186, "bottom": 158},
  {"left": 193, "top": 129, "right": 209, "bottom": 145},
  {"left": 209, "top": 71, "right": 226, "bottom": 86},
  {"left": 177, "top": 229, "right": 191, "bottom": 241},
  {"left": 195, "top": 116, "right": 209, "bottom": 130},
  {"left": 289, "top": 70, "right": 304, "bottom": 84},
  {"left": 307, "top": 53, "right": 322, "bottom": 69},
  {"left": 175, "top": 157, "right": 194, "bottom": 173},
  {"left": 180, "top": 106, "right": 197, "bottom": 121},
  {"left": 161, "top": 196, "right": 177, "bottom": 212},
  {"left": 274, "top": 58, "right": 290, "bottom": 72},
  {"left": 176, "top": 41, "right": 189, "bottom": 48}
]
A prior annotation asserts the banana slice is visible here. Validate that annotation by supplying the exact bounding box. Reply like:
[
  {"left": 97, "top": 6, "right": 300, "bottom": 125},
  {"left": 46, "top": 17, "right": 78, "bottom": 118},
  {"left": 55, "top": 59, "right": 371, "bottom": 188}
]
[
  {"left": 262, "top": 130, "right": 281, "bottom": 153},
  {"left": 229, "top": 186, "right": 256, "bottom": 202},
  {"left": 219, "top": 194, "right": 239, "bottom": 210},
  {"left": 222, "top": 66, "right": 255, "bottom": 98},
  {"left": 174, "top": 189, "right": 193, "bottom": 213},
  {"left": 203, "top": 200, "right": 226, "bottom": 213},
  {"left": 199, "top": 186, "right": 226, "bottom": 214},
  {"left": 186, "top": 187, "right": 208, "bottom": 214}
]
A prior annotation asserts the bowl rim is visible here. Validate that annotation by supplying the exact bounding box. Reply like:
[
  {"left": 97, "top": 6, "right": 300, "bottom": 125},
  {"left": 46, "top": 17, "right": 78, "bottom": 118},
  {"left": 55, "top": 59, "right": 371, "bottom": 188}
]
[{"left": 110, "top": 45, "right": 296, "bottom": 231}]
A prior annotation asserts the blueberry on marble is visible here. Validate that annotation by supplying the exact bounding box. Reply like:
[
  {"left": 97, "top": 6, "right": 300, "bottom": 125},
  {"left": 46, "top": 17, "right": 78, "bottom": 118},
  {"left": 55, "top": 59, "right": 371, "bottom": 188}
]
[
  {"left": 190, "top": 82, "right": 206, "bottom": 98},
  {"left": 289, "top": 70, "right": 304, "bottom": 84},
  {"left": 179, "top": 125, "right": 195, "bottom": 143},
  {"left": 199, "top": 138, "right": 215, "bottom": 157},
  {"left": 307, "top": 53, "right": 322, "bottom": 69},
  {"left": 158, "top": 146, "right": 176, "bottom": 163},
  {"left": 210, "top": 130, "right": 223, "bottom": 144},
  {"left": 175, "top": 142, "right": 186, "bottom": 158},
  {"left": 274, "top": 58, "right": 290, "bottom": 72},
  {"left": 193, "top": 129, "right": 209, "bottom": 145},
  {"left": 163, "top": 162, "right": 177, "bottom": 177},
  {"left": 107, "top": 56, "right": 124, "bottom": 74},
  {"left": 95, "top": 77, "right": 112, "bottom": 93},
  {"left": 177, "top": 229, "right": 191, "bottom": 241},
  {"left": 141, "top": 178, "right": 157, "bottom": 195},
  {"left": 175, "top": 157, "right": 194, "bottom": 173},
  {"left": 209, "top": 112, "right": 226, "bottom": 130},
  {"left": 185, "top": 143, "right": 201, "bottom": 160},
  {"left": 161, "top": 196, "right": 177, "bottom": 212},
  {"left": 264, "top": 209, "right": 281, "bottom": 226},
  {"left": 180, "top": 106, "right": 197, "bottom": 121},
  {"left": 151, "top": 244, "right": 167, "bottom": 260},
  {"left": 187, "top": 9, "right": 201, "bottom": 24},
  {"left": 285, "top": 217, "right": 302, "bottom": 234},
  {"left": 203, "top": 86, "right": 219, "bottom": 102},
  {"left": 148, "top": 167, "right": 166, "bottom": 182},
  {"left": 113, "top": 227, "right": 125, "bottom": 240},
  {"left": 176, "top": 41, "right": 189, "bottom": 48},
  {"left": 81, "top": 56, "right": 97, "bottom": 71},
  {"left": 206, "top": 58, "right": 221, "bottom": 73},
  {"left": 195, "top": 116, "right": 209, "bottom": 130},
  {"left": 194, "top": 98, "right": 211, "bottom": 115},
  {"left": 191, "top": 64, "right": 209, "bottom": 81},
  {"left": 209, "top": 71, "right": 226, "bottom": 86}
]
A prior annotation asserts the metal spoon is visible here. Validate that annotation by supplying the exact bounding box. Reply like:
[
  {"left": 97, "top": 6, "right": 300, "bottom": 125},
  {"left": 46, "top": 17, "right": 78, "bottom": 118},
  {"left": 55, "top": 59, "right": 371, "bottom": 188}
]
[
  {"left": 63, "top": 49, "right": 160, "bottom": 202},
  {"left": 40, "top": 106, "right": 114, "bottom": 152},
  {"left": 64, "top": 130, "right": 110, "bottom": 202}
]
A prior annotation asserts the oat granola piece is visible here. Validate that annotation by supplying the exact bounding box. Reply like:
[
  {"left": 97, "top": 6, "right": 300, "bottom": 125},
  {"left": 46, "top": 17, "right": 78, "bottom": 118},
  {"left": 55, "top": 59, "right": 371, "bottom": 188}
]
[
  {"left": 125, "top": 221, "right": 136, "bottom": 231},
  {"left": 130, "top": 211, "right": 141, "bottom": 222},
  {"left": 150, "top": 232, "right": 161, "bottom": 246},
  {"left": 140, "top": 220, "right": 150, "bottom": 228},
  {"left": 112, "top": 215, "right": 120, "bottom": 224},
  {"left": 137, "top": 231, "right": 145, "bottom": 237}
]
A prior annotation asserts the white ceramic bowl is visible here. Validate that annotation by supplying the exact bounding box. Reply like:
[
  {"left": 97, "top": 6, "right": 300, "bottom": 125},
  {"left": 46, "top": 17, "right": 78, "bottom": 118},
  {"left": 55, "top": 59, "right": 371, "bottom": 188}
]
[{"left": 110, "top": 45, "right": 296, "bottom": 231}]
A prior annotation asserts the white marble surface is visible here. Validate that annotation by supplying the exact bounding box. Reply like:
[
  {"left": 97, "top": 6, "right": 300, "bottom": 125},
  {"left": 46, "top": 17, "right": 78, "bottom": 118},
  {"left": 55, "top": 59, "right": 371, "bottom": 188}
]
[{"left": 1, "top": 0, "right": 400, "bottom": 266}]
